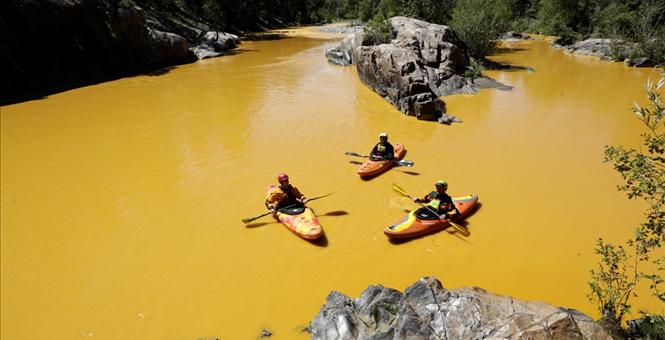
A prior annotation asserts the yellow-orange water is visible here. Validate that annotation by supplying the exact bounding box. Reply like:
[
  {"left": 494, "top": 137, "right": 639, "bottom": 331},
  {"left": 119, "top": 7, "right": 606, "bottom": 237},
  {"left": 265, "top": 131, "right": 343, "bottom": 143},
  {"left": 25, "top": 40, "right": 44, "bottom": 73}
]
[{"left": 2, "top": 28, "right": 664, "bottom": 339}]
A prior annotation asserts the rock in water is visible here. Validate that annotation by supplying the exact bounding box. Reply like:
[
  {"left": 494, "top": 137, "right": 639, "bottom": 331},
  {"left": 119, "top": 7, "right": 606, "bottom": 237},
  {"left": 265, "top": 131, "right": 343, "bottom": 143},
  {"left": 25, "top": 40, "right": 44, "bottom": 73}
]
[
  {"left": 325, "top": 17, "right": 509, "bottom": 123},
  {"left": 310, "top": 277, "right": 612, "bottom": 340},
  {"left": 191, "top": 31, "right": 240, "bottom": 59}
]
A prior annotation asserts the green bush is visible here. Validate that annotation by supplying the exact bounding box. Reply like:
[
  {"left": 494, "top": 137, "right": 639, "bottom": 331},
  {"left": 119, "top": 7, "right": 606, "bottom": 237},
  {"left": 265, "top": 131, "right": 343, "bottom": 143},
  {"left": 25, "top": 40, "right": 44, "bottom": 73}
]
[
  {"left": 450, "top": 0, "right": 513, "bottom": 59},
  {"left": 363, "top": 12, "right": 394, "bottom": 45},
  {"left": 628, "top": 315, "right": 665, "bottom": 339},
  {"left": 537, "top": 0, "right": 591, "bottom": 37}
]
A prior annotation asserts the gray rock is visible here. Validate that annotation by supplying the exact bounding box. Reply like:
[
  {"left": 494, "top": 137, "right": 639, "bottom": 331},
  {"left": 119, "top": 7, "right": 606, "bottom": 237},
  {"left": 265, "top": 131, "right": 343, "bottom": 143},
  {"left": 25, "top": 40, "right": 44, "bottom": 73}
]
[
  {"left": 191, "top": 31, "right": 239, "bottom": 59},
  {"left": 325, "top": 16, "right": 509, "bottom": 123},
  {"left": 325, "top": 32, "right": 365, "bottom": 66},
  {"left": 501, "top": 31, "right": 531, "bottom": 41},
  {"left": 310, "top": 277, "right": 612, "bottom": 340},
  {"left": 625, "top": 57, "right": 654, "bottom": 67},
  {"left": 557, "top": 38, "right": 634, "bottom": 61},
  {"left": 320, "top": 25, "right": 365, "bottom": 35}
]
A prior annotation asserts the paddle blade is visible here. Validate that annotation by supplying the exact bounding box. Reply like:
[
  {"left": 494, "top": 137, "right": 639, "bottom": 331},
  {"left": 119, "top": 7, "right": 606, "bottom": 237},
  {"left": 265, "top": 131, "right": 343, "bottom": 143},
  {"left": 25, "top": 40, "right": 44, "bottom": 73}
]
[
  {"left": 242, "top": 212, "right": 270, "bottom": 224},
  {"left": 396, "top": 160, "right": 414, "bottom": 167},
  {"left": 392, "top": 183, "right": 409, "bottom": 197},
  {"left": 344, "top": 151, "right": 366, "bottom": 158},
  {"left": 448, "top": 221, "right": 469, "bottom": 236},
  {"left": 241, "top": 217, "right": 257, "bottom": 223}
]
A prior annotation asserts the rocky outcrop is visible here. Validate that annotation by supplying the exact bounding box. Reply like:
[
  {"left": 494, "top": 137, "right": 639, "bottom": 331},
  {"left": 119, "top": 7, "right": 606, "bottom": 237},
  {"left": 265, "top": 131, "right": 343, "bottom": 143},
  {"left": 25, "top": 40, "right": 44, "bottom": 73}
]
[
  {"left": 320, "top": 24, "right": 364, "bottom": 35},
  {"left": 553, "top": 38, "right": 645, "bottom": 64},
  {"left": 191, "top": 31, "right": 240, "bottom": 59},
  {"left": 325, "top": 17, "right": 510, "bottom": 124},
  {"left": 0, "top": 0, "right": 240, "bottom": 105},
  {"left": 0, "top": 0, "right": 197, "bottom": 104},
  {"left": 501, "top": 31, "right": 531, "bottom": 42},
  {"left": 310, "top": 277, "right": 612, "bottom": 340},
  {"left": 624, "top": 57, "right": 654, "bottom": 68}
]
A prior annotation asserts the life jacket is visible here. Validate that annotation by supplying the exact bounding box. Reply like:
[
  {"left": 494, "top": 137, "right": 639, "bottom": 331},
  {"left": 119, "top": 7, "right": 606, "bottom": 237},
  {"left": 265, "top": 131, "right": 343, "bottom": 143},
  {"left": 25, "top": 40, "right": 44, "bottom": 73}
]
[{"left": 427, "top": 191, "right": 442, "bottom": 210}]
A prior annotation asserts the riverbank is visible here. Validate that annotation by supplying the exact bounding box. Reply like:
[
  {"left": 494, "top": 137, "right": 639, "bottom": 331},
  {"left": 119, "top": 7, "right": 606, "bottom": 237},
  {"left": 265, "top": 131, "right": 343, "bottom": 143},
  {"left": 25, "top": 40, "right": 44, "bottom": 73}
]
[{"left": 1, "top": 0, "right": 244, "bottom": 106}]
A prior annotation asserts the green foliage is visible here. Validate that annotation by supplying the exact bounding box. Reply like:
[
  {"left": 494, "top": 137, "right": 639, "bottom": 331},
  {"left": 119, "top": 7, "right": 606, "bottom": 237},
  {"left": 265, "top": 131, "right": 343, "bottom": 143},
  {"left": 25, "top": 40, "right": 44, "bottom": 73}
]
[
  {"left": 590, "top": 0, "right": 636, "bottom": 38},
  {"left": 402, "top": 0, "right": 453, "bottom": 24},
  {"left": 464, "top": 57, "right": 485, "bottom": 80},
  {"left": 606, "top": 77, "right": 665, "bottom": 256},
  {"left": 510, "top": 17, "right": 540, "bottom": 33},
  {"left": 590, "top": 75, "right": 665, "bottom": 329},
  {"left": 363, "top": 10, "right": 394, "bottom": 45},
  {"left": 588, "top": 239, "right": 637, "bottom": 325},
  {"left": 450, "top": 0, "right": 513, "bottom": 59},
  {"left": 537, "top": 0, "right": 591, "bottom": 36},
  {"left": 632, "top": 0, "right": 665, "bottom": 64},
  {"left": 628, "top": 315, "right": 665, "bottom": 338},
  {"left": 202, "top": 0, "right": 224, "bottom": 31}
]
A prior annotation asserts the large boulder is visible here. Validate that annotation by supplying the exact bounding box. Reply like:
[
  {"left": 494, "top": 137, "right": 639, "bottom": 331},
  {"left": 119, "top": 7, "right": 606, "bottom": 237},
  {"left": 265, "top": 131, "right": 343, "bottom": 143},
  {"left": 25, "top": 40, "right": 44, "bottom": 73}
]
[
  {"left": 310, "top": 277, "right": 612, "bottom": 340},
  {"left": 325, "top": 16, "right": 509, "bottom": 124},
  {"left": 191, "top": 31, "right": 239, "bottom": 59},
  {"left": 554, "top": 38, "right": 635, "bottom": 61}
]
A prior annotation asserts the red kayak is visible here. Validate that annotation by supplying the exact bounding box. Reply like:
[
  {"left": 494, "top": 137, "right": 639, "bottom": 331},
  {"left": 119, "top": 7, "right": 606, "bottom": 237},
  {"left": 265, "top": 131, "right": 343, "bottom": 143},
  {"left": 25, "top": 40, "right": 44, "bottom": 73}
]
[
  {"left": 357, "top": 144, "right": 406, "bottom": 178},
  {"left": 384, "top": 194, "right": 478, "bottom": 240}
]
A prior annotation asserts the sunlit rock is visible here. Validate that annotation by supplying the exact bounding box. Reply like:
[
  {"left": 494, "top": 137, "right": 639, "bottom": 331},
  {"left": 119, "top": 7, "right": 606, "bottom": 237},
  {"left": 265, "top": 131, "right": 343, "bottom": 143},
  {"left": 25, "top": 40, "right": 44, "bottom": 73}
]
[
  {"left": 325, "top": 17, "right": 509, "bottom": 124},
  {"left": 310, "top": 277, "right": 612, "bottom": 340},
  {"left": 191, "top": 31, "right": 239, "bottom": 59}
]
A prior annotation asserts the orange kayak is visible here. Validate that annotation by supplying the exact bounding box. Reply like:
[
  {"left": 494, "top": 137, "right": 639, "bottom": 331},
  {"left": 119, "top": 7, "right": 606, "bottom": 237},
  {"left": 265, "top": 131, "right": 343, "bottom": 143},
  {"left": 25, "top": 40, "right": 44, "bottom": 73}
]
[
  {"left": 266, "top": 186, "right": 323, "bottom": 240},
  {"left": 357, "top": 143, "right": 406, "bottom": 178},
  {"left": 384, "top": 194, "right": 478, "bottom": 240}
]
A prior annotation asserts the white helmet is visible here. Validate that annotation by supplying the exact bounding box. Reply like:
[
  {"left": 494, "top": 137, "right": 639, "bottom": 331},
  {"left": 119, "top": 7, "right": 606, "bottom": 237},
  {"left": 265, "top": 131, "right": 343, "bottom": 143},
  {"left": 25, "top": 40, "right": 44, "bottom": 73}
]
[{"left": 379, "top": 132, "right": 388, "bottom": 138}]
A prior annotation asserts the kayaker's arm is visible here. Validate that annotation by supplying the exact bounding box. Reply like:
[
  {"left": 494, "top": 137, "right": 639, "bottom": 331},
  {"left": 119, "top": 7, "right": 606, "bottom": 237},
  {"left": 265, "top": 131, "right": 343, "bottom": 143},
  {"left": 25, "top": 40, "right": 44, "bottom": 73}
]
[
  {"left": 414, "top": 194, "right": 431, "bottom": 204},
  {"left": 369, "top": 143, "right": 379, "bottom": 158}
]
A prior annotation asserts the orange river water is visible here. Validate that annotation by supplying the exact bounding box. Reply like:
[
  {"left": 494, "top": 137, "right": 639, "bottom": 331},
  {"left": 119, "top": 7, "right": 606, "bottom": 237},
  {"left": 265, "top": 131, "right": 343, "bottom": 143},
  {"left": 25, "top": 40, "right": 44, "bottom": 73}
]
[{"left": 2, "top": 26, "right": 664, "bottom": 339}]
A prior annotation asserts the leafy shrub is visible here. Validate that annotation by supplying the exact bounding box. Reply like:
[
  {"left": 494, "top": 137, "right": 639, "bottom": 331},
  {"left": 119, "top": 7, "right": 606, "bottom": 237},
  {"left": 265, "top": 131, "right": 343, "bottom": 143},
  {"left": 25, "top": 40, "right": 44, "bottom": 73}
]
[
  {"left": 450, "top": 0, "right": 513, "bottom": 59},
  {"left": 363, "top": 12, "right": 394, "bottom": 45}
]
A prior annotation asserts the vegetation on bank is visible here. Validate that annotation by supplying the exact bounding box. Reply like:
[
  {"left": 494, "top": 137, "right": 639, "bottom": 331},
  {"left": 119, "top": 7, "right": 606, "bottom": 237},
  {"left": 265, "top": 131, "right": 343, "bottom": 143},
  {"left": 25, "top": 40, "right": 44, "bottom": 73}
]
[
  {"left": 129, "top": 0, "right": 663, "bottom": 64},
  {"left": 354, "top": 0, "right": 665, "bottom": 65},
  {"left": 589, "top": 74, "right": 665, "bottom": 337}
]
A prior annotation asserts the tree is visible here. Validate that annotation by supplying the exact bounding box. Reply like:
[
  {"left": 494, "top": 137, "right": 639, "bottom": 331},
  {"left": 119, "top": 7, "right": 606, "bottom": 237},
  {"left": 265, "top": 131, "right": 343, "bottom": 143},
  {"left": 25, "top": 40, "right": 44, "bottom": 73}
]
[
  {"left": 589, "top": 75, "right": 665, "bottom": 330},
  {"left": 450, "top": 0, "right": 513, "bottom": 60}
]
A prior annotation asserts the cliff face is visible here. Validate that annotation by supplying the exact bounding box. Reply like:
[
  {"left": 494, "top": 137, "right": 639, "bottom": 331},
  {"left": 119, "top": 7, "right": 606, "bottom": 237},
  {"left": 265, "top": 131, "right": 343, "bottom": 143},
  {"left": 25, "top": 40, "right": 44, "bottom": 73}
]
[
  {"left": 310, "top": 277, "right": 612, "bottom": 340},
  {"left": 1, "top": 0, "right": 196, "bottom": 104}
]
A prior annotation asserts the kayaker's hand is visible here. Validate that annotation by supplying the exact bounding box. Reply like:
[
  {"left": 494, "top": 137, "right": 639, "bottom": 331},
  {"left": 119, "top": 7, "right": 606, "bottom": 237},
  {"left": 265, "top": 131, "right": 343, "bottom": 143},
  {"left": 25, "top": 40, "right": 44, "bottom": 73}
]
[
  {"left": 300, "top": 197, "right": 308, "bottom": 204},
  {"left": 413, "top": 198, "right": 420, "bottom": 203},
  {"left": 439, "top": 214, "right": 447, "bottom": 220}
]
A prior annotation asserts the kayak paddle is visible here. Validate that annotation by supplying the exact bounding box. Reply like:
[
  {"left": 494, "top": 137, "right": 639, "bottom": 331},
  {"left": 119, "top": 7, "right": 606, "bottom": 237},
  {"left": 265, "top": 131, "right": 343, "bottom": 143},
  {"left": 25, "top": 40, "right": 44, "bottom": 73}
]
[
  {"left": 241, "top": 193, "right": 333, "bottom": 224},
  {"left": 391, "top": 183, "right": 468, "bottom": 234},
  {"left": 344, "top": 151, "right": 414, "bottom": 167}
]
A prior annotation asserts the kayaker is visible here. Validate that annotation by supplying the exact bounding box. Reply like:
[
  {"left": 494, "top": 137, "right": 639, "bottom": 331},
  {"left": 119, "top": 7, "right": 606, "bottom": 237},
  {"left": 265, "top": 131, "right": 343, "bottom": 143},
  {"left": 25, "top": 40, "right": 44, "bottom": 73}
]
[
  {"left": 265, "top": 173, "right": 308, "bottom": 212},
  {"left": 414, "top": 180, "right": 459, "bottom": 219},
  {"left": 369, "top": 132, "right": 395, "bottom": 161}
]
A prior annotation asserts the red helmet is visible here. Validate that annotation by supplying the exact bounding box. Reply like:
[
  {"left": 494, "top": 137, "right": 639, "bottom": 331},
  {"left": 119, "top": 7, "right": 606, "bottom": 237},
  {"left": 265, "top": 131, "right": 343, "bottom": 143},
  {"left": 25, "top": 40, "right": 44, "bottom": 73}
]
[{"left": 277, "top": 173, "right": 289, "bottom": 182}]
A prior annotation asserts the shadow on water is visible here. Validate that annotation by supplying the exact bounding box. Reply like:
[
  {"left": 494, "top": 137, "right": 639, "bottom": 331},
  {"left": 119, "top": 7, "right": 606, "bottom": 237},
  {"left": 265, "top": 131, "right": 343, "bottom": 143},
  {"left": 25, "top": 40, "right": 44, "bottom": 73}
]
[
  {"left": 321, "top": 210, "right": 349, "bottom": 217},
  {"left": 492, "top": 46, "right": 528, "bottom": 55},
  {"left": 309, "top": 232, "right": 328, "bottom": 247},
  {"left": 398, "top": 170, "right": 420, "bottom": 176},
  {"left": 145, "top": 66, "right": 176, "bottom": 76},
  {"left": 244, "top": 221, "right": 277, "bottom": 228},
  {"left": 241, "top": 33, "right": 292, "bottom": 41},
  {"left": 484, "top": 58, "right": 535, "bottom": 73}
]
